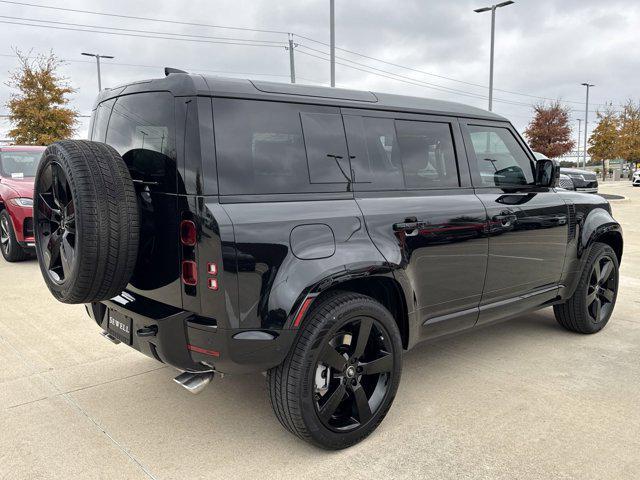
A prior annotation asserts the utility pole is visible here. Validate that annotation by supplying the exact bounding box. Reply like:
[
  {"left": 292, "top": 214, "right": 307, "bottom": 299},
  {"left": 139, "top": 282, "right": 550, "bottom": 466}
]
[
  {"left": 582, "top": 83, "right": 595, "bottom": 168},
  {"left": 287, "top": 35, "right": 296, "bottom": 84},
  {"left": 576, "top": 118, "right": 582, "bottom": 164},
  {"left": 474, "top": 1, "right": 514, "bottom": 111},
  {"left": 330, "top": 0, "right": 335, "bottom": 87},
  {"left": 81, "top": 52, "right": 114, "bottom": 91}
]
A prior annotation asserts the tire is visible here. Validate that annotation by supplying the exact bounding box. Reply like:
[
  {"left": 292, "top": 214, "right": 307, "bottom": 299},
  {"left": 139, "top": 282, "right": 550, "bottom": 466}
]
[
  {"left": 0, "top": 210, "right": 28, "bottom": 262},
  {"left": 267, "top": 291, "right": 403, "bottom": 449},
  {"left": 554, "top": 242, "right": 619, "bottom": 334},
  {"left": 33, "top": 140, "right": 139, "bottom": 304}
]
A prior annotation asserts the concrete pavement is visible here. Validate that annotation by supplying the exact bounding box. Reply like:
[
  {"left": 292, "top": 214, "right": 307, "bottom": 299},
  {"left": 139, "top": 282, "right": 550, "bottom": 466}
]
[{"left": 1, "top": 182, "right": 639, "bottom": 479}]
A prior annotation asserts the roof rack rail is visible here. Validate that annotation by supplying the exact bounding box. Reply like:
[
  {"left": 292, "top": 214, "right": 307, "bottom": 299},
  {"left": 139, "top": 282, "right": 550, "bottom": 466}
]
[{"left": 165, "top": 67, "right": 188, "bottom": 76}]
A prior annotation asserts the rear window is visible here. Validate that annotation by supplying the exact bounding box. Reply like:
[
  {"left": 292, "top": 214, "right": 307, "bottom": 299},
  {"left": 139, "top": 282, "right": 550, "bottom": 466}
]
[
  {"left": 103, "top": 92, "right": 177, "bottom": 192},
  {"left": 213, "top": 99, "right": 350, "bottom": 196}
]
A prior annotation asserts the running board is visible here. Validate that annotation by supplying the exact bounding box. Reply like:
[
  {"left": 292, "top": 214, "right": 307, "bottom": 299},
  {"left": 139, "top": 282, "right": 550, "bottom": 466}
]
[{"left": 173, "top": 371, "right": 214, "bottom": 394}]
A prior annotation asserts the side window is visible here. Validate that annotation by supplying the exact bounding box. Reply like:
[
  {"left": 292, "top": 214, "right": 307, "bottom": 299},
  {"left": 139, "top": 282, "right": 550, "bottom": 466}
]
[
  {"left": 396, "top": 120, "right": 459, "bottom": 189},
  {"left": 90, "top": 98, "right": 115, "bottom": 142},
  {"left": 214, "top": 99, "right": 350, "bottom": 195},
  {"left": 345, "top": 115, "right": 404, "bottom": 190},
  {"left": 106, "top": 92, "right": 177, "bottom": 192},
  {"left": 300, "top": 113, "right": 350, "bottom": 184},
  {"left": 467, "top": 125, "right": 534, "bottom": 187}
]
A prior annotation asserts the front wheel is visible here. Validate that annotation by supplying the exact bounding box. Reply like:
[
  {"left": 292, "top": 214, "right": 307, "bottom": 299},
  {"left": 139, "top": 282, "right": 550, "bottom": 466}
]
[
  {"left": 0, "top": 210, "right": 28, "bottom": 262},
  {"left": 554, "top": 242, "right": 619, "bottom": 334},
  {"left": 268, "top": 291, "right": 403, "bottom": 449}
]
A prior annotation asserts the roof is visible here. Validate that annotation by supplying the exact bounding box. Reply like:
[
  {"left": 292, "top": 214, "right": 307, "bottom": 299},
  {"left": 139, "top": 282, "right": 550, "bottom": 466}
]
[{"left": 94, "top": 73, "right": 507, "bottom": 122}]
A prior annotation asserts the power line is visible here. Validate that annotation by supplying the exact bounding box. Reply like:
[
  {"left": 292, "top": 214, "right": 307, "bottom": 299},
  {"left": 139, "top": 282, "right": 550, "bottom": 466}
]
[
  {"left": 0, "top": 20, "right": 286, "bottom": 48},
  {"left": 0, "top": 0, "right": 288, "bottom": 35},
  {"left": 0, "top": 15, "right": 285, "bottom": 45}
]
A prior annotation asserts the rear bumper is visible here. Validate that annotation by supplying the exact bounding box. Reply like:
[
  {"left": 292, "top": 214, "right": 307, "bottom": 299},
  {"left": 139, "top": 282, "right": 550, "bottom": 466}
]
[{"left": 86, "top": 294, "right": 296, "bottom": 375}]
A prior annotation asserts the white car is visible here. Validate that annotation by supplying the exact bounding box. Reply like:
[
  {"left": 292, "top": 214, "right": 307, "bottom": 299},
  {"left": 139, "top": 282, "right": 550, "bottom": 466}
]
[{"left": 633, "top": 171, "right": 640, "bottom": 187}]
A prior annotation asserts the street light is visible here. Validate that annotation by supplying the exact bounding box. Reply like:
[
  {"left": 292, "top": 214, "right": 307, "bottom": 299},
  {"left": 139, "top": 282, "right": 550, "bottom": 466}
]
[
  {"left": 576, "top": 118, "right": 582, "bottom": 164},
  {"left": 81, "top": 52, "right": 114, "bottom": 92},
  {"left": 474, "top": 1, "right": 515, "bottom": 111},
  {"left": 581, "top": 83, "right": 595, "bottom": 168}
]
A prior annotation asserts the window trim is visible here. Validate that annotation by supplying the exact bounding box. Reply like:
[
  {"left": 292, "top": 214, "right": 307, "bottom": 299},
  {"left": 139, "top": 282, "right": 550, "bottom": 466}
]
[{"left": 459, "top": 119, "right": 537, "bottom": 190}]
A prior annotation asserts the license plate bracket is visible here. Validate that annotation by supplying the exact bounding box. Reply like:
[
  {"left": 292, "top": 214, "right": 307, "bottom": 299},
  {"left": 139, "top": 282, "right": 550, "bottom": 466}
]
[{"left": 107, "top": 310, "right": 133, "bottom": 345}]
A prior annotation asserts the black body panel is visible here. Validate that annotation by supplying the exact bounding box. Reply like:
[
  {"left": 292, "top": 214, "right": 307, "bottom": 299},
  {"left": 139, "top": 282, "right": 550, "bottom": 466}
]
[{"left": 83, "top": 75, "right": 622, "bottom": 375}]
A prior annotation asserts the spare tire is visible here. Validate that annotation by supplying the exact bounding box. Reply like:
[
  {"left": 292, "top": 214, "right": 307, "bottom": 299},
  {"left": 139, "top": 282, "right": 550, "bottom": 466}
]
[{"left": 34, "top": 140, "right": 139, "bottom": 304}]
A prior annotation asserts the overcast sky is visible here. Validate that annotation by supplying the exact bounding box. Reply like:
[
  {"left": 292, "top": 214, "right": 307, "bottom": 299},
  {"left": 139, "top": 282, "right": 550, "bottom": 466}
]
[{"left": 1, "top": 0, "right": 638, "bottom": 160}]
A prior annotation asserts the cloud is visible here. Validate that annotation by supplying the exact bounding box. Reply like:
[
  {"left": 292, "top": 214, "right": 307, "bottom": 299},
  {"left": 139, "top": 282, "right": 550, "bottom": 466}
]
[{"left": 0, "top": 0, "right": 637, "bottom": 142}]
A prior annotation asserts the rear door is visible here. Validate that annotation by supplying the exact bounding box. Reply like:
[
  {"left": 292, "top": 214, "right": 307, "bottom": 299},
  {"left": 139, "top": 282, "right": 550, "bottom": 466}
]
[
  {"left": 460, "top": 121, "right": 568, "bottom": 324},
  {"left": 343, "top": 110, "right": 488, "bottom": 341}
]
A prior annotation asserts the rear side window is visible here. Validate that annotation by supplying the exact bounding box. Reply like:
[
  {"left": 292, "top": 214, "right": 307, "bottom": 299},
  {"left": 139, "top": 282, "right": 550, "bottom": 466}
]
[
  {"left": 90, "top": 98, "right": 115, "bottom": 142},
  {"left": 396, "top": 120, "right": 459, "bottom": 189},
  {"left": 344, "top": 115, "right": 403, "bottom": 190},
  {"left": 467, "top": 125, "right": 534, "bottom": 187},
  {"left": 105, "top": 92, "right": 177, "bottom": 192},
  {"left": 213, "top": 99, "right": 350, "bottom": 195}
]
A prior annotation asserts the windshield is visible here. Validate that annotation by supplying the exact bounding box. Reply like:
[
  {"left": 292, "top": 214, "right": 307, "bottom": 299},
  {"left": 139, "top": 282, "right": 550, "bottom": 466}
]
[{"left": 0, "top": 151, "right": 44, "bottom": 178}]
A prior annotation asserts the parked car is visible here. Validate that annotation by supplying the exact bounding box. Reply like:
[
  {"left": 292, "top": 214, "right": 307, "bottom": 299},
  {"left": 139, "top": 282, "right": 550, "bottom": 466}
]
[
  {"left": 32, "top": 74, "right": 623, "bottom": 449},
  {"left": 0, "top": 145, "right": 45, "bottom": 262},
  {"left": 560, "top": 167, "right": 599, "bottom": 193},
  {"left": 632, "top": 170, "right": 640, "bottom": 186}
]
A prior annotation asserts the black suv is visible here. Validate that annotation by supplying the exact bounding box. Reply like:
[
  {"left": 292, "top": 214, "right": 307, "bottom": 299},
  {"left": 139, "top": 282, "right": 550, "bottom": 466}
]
[{"left": 33, "top": 73, "right": 622, "bottom": 449}]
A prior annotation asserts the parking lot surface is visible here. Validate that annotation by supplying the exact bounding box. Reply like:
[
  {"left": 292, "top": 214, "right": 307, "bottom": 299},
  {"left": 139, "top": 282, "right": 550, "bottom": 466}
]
[{"left": 2, "top": 182, "right": 639, "bottom": 480}]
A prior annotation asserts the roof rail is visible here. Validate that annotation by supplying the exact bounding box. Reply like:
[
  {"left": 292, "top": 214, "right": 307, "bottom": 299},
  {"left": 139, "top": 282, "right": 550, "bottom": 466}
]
[{"left": 164, "top": 67, "right": 188, "bottom": 76}]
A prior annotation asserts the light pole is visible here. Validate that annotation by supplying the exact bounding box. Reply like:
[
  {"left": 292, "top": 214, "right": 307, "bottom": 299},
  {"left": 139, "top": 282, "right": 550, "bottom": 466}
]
[
  {"left": 581, "top": 83, "right": 595, "bottom": 168},
  {"left": 81, "top": 52, "right": 114, "bottom": 91},
  {"left": 474, "top": 1, "right": 514, "bottom": 111},
  {"left": 576, "top": 118, "right": 582, "bottom": 164},
  {"left": 330, "top": 0, "right": 335, "bottom": 87}
]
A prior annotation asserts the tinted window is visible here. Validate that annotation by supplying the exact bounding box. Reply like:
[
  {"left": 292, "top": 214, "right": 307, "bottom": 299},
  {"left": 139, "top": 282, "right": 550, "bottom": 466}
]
[
  {"left": 91, "top": 98, "right": 115, "bottom": 142},
  {"left": 345, "top": 116, "right": 403, "bottom": 190},
  {"left": 300, "top": 113, "right": 350, "bottom": 184},
  {"left": 106, "top": 92, "right": 176, "bottom": 192},
  {"left": 396, "top": 120, "right": 458, "bottom": 189},
  {"left": 468, "top": 126, "right": 534, "bottom": 187},
  {"left": 214, "top": 99, "right": 350, "bottom": 195}
]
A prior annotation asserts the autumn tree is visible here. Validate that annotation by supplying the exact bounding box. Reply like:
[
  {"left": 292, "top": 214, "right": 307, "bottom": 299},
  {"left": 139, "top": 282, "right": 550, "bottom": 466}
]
[
  {"left": 523, "top": 101, "right": 575, "bottom": 158},
  {"left": 588, "top": 106, "right": 619, "bottom": 180},
  {"left": 617, "top": 99, "right": 640, "bottom": 169},
  {"left": 6, "top": 50, "right": 77, "bottom": 145}
]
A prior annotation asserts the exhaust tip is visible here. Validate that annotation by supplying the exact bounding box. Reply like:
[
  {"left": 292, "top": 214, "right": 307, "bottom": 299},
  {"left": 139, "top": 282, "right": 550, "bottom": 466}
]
[{"left": 173, "top": 371, "right": 214, "bottom": 394}]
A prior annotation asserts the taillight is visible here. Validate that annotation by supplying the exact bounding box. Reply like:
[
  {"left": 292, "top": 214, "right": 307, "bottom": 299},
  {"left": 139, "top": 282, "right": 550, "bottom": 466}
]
[
  {"left": 207, "top": 278, "right": 218, "bottom": 291},
  {"left": 180, "top": 220, "right": 197, "bottom": 246},
  {"left": 207, "top": 262, "right": 218, "bottom": 275},
  {"left": 181, "top": 260, "right": 198, "bottom": 286}
]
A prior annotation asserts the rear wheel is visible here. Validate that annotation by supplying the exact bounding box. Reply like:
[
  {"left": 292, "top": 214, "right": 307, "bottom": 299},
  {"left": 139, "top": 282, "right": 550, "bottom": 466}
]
[
  {"left": 0, "top": 210, "right": 28, "bottom": 262},
  {"left": 34, "top": 140, "right": 139, "bottom": 304},
  {"left": 554, "top": 242, "right": 619, "bottom": 334},
  {"left": 268, "top": 291, "right": 402, "bottom": 449}
]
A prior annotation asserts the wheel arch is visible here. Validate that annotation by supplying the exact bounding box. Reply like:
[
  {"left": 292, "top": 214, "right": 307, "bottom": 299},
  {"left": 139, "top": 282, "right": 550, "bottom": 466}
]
[{"left": 291, "top": 272, "right": 410, "bottom": 350}]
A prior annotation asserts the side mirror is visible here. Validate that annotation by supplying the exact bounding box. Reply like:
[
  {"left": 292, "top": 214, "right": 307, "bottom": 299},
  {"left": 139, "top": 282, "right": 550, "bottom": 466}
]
[{"left": 535, "top": 159, "right": 559, "bottom": 188}]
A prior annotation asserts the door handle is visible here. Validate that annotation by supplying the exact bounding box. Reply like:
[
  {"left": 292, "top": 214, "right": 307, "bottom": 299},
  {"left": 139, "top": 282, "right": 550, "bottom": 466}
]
[{"left": 393, "top": 217, "right": 421, "bottom": 236}]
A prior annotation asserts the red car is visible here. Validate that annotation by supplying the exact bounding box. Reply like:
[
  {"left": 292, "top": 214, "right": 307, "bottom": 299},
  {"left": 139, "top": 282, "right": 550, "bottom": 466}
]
[{"left": 0, "top": 145, "right": 45, "bottom": 262}]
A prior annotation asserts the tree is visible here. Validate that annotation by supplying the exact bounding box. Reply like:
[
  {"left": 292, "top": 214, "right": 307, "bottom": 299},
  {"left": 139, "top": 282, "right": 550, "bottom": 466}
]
[
  {"left": 588, "top": 106, "right": 619, "bottom": 180},
  {"left": 617, "top": 99, "right": 640, "bottom": 169},
  {"left": 523, "top": 100, "right": 575, "bottom": 158},
  {"left": 6, "top": 50, "right": 77, "bottom": 145}
]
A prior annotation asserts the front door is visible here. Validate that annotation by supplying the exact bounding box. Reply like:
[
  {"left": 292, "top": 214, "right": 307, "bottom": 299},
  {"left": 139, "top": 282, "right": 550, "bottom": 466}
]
[{"left": 461, "top": 121, "right": 568, "bottom": 324}]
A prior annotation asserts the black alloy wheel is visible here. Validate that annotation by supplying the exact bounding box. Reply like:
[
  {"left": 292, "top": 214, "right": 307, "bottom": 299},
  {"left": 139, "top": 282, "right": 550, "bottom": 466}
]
[
  {"left": 36, "top": 161, "right": 77, "bottom": 284},
  {"left": 554, "top": 242, "right": 619, "bottom": 334},
  {"left": 268, "top": 291, "right": 403, "bottom": 449},
  {"left": 586, "top": 255, "right": 616, "bottom": 324},
  {"left": 0, "top": 210, "right": 28, "bottom": 262},
  {"left": 0, "top": 214, "right": 9, "bottom": 255},
  {"left": 314, "top": 317, "right": 393, "bottom": 432}
]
